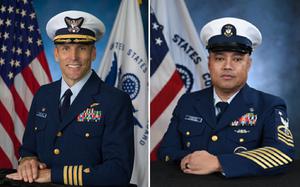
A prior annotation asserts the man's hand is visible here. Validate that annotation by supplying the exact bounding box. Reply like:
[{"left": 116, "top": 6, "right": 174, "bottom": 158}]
[
  {"left": 180, "top": 150, "right": 222, "bottom": 175},
  {"left": 6, "top": 169, "right": 51, "bottom": 183},
  {"left": 180, "top": 154, "right": 190, "bottom": 171},
  {"left": 6, "top": 157, "right": 47, "bottom": 183},
  {"left": 33, "top": 169, "right": 51, "bottom": 183}
]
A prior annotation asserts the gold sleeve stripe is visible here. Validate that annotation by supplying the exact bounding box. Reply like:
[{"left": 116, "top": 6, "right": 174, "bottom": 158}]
[
  {"left": 278, "top": 133, "right": 294, "bottom": 145},
  {"left": 63, "top": 166, "right": 68, "bottom": 185},
  {"left": 278, "top": 132, "right": 294, "bottom": 142},
  {"left": 246, "top": 150, "right": 279, "bottom": 167},
  {"left": 265, "top": 147, "right": 293, "bottom": 162},
  {"left": 259, "top": 147, "right": 289, "bottom": 164},
  {"left": 278, "top": 130, "right": 293, "bottom": 139},
  {"left": 78, "top": 165, "right": 83, "bottom": 186},
  {"left": 237, "top": 152, "right": 268, "bottom": 169},
  {"left": 68, "top": 165, "right": 73, "bottom": 185},
  {"left": 73, "top": 165, "right": 78, "bottom": 186},
  {"left": 240, "top": 151, "right": 274, "bottom": 168},
  {"left": 253, "top": 149, "right": 284, "bottom": 166},
  {"left": 278, "top": 137, "right": 295, "bottom": 147}
]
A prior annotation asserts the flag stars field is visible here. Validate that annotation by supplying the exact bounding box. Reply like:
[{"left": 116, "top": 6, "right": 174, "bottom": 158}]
[
  {"left": 155, "top": 37, "right": 162, "bottom": 45},
  {"left": 152, "top": 22, "right": 159, "bottom": 30}
]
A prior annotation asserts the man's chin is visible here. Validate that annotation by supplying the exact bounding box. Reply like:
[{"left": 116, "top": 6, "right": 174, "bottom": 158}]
[{"left": 220, "top": 84, "right": 244, "bottom": 93}]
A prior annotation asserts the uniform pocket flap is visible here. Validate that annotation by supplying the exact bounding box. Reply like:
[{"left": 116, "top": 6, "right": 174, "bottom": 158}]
[
  {"left": 33, "top": 120, "right": 47, "bottom": 132},
  {"left": 178, "top": 122, "right": 206, "bottom": 136},
  {"left": 73, "top": 124, "right": 104, "bottom": 138},
  {"left": 227, "top": 132, "right": 258, "bottom": 143}
]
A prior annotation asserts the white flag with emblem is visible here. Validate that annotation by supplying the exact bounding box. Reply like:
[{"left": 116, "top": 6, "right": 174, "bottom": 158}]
[
  {"left": 97, "top": 0, "right": 148, "bottom": 187},
  {"left": 151, "top": 0, "right": 210, "bottom": 92}
]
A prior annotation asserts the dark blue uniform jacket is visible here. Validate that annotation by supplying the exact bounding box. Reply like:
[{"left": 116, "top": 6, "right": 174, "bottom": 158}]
[
  {"left": 158, "top": 84, "right": 295, "bottom": 177},
  {"left": 20, "top": 71, "right": 134, "bottom": 186}
]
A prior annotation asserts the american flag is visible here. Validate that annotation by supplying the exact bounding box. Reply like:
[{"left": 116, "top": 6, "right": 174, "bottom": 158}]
[
  {"left": 150, "top": 0, "right": 210, "bottom": 160},
  {"left": 150, "top": 10, "right": 186, "bottom": 160},
  {"left": 0, "top": 0, "right": 52, "bottom": 168}
]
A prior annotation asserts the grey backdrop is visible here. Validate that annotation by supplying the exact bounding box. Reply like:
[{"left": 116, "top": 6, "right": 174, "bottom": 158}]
[{"left": 185, "top": 0, "right": 300, "bottom": 158}]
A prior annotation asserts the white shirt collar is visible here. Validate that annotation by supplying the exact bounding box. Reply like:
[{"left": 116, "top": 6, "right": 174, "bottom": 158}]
[
  {"left": 213, "top": 87, "right": 240, "bottom": 106},
  {"left": 60, "top": 70, "right": 93, "bottom": 104}
]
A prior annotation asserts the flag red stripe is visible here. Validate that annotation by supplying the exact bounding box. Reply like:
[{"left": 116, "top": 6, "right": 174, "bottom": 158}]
[
  {"left": 0, "top": 147, "right": 13, "bottom": 168},
  {"left": 150, "top": 71, "right": 184, "bottom": 126},
  {"left": 37, "top": 51, "right": 52, "bottom": 82},
  {"left": 0, "top": 102, "right": 21, "bottom": 159},
  {"left": 10, "top": 86, "right": 28, "bottom": 126},
  {"left": 150, "top": 142, "right": 161, "bottom": 161},
  {"left": 21, "top": 66, "right": 41, "bottom": 95}
]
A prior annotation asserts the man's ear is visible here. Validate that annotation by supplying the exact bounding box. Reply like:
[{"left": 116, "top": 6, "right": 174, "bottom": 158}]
[
  {"left": 247, "top": 56, "right": 252, "bottom": 72},
  {"left": 207, "top": 55, "right": 212, "bottom": 72},
  {"left": 91, "top": 46, "right": 96, "bottom": 61},
  {"left": 54, "top": 47, "right": 59, "bottom": 62}
]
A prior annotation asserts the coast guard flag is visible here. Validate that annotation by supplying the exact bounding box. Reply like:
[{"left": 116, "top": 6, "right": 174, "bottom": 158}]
[
  {"left": 97, "top": 0, "right": 148, "bottom": 187},
  {"left": 0, "top": 0, "right": 52, "bottom": 168},
  {"left": 151, "top": 0, "right": 211, "bottom": 159}
]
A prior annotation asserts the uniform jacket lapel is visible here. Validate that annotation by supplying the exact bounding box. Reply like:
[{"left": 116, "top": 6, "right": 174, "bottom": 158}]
[
  {"left": 44, "top": 80, "right": 62, "bottom": 145},
  {"left": 216, "top": 84, "right": 253, "bottom": 131},
  {"left": 193, "top": 87, "right": 217, "bottom": 129},
  {"left": 58, "top": 71, "right": 101, "bottom": 131}
]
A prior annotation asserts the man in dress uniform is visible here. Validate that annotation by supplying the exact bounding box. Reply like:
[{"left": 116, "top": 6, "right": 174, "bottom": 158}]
[
  {"left": 6, "top": 10, "right": 134, "bottom": 186},
  {"left": 158, "top": 17, "right": 295, "bottom": 177}
]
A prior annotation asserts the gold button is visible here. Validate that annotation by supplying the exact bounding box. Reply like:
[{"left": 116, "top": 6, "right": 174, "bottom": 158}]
[
  {"left": 85, "top": 133, "right": 90, "bottom": 138},
  {"left": 239, "top": 138, "right": 244, "bottom": 143},
  {"left": 211, "top": 135, "right": 218, "bottom": 142},
  {"left": 56, "top": 131, "right": 63, "bottom": 137},
  {"left": 186, "top": 131, "right": 190, "bottom": 136},
  {"left": 186, "top": 141, "right": 191, "bottom": 147},
  {"left": 165, "top": 155, "right": 170, "bottom": 162},
  {"left": 53, "top": 148, "right": 60, "bottom": 155},
  {"left": 34, "top": 127, "right": 38, "bottom": 131}
]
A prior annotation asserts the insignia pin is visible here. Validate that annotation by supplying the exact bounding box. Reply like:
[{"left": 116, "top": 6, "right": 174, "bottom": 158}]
[{"left": 90, "top": 103, "right": 100, "bottom": 108}]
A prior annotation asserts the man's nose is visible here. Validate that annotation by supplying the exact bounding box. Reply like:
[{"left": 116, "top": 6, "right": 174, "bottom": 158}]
[
  {"left": 223, "top": 58, "right": 233, "bottom": 70},
  {"left": 69, "top": 48, "right": 79, "bottom": 60}
]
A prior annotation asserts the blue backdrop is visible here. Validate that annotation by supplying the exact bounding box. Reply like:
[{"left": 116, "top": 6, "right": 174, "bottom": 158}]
[
  {"left": 185, "top": 0, "right": 300, "bottom": 158},
  {"left": 32, "top": 0, "right": 148, "bottom": 81},
  {"left": 33, "top": 0, "right": 299, "bottom": 158}
]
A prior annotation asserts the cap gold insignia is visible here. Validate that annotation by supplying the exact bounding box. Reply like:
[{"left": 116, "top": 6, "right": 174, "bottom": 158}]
[
  {"left": 223, "top": 24, "right": 234, "bottom": 37},
  {"left": 65, "top": 17, "right": 84, "bottom": 33}
]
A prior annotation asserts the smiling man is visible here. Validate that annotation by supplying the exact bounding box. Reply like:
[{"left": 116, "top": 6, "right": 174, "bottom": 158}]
[
  {"left": 158, "top": 17, "right": 295, "bottom": 177},
  {"left": 6, "top": 10, "right": 134, "bottom": 186}
]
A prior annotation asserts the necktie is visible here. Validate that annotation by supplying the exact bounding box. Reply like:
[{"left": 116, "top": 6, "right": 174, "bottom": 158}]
[
  {"left": 216, "top": 102, "right": 229, "bottom": 122},
  {"left": 59, "top": 89, "right": 73, "bottom": 121}
]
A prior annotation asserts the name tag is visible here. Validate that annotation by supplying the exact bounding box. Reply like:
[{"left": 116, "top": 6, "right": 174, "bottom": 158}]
[
  {"left": 184, "top": 115, "right": 202, "bottom": 123},
  {"left": 36, "top": 112, "right": 47, "bottom": 118}
]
